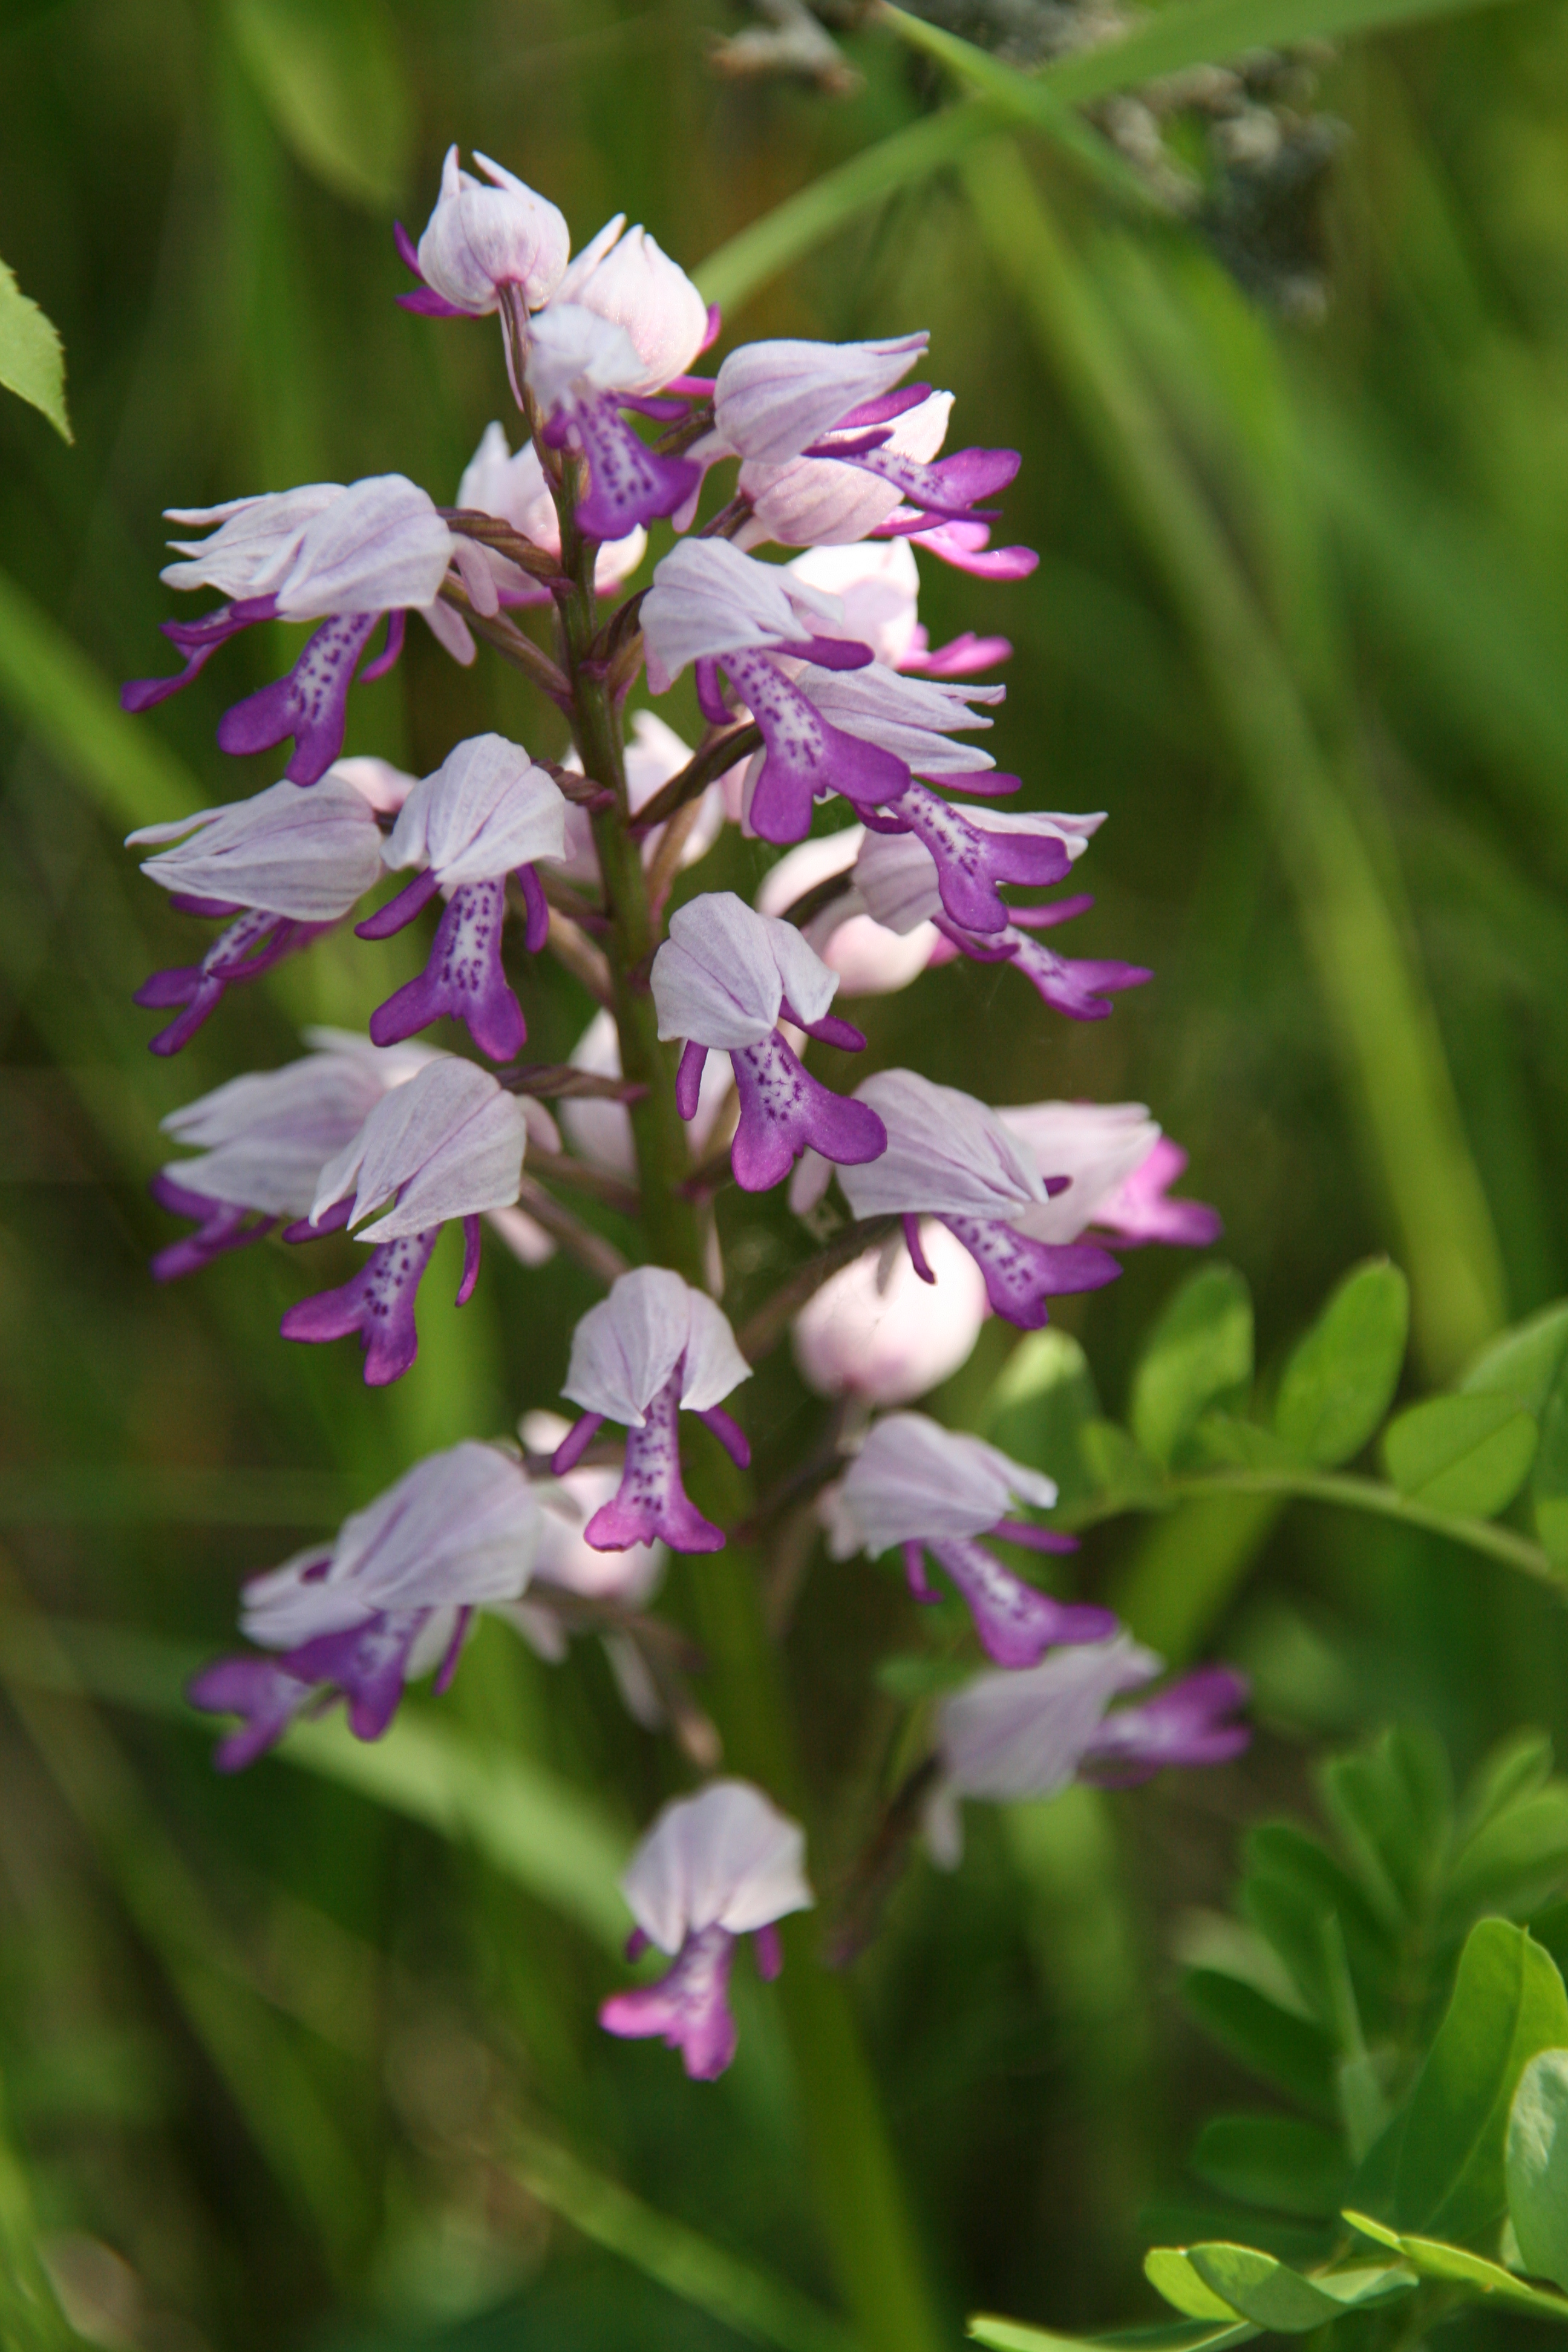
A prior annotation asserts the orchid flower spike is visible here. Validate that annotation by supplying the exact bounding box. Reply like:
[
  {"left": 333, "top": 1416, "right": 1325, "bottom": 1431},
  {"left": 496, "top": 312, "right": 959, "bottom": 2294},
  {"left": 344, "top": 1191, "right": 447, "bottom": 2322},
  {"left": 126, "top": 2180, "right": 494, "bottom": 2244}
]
[
  {"left": 128, "top": 775, "right": 385, "bottom": 1054},
  {"left": 454, "top": 422, "right": 646, "bottom": 612},
  {"left": 149, "top": 1028, "right": 431, "bottom": 1282},
  {"left": 405, "top": 147, "right": 570, "bottom": 317},
  {"left": 996, "top": 1102, "right": 1221, "bottom": 1250},
  {"left": 825, "top": 1070, "right": 1123, "bottom": 1330},
  {"left": 123, "top": 477, "right": 463, "bottom": 785},
  {"left": 855, "top": 815, "right": 1152, "bottom": 1013},
  {"left": 926, "top": 1636, "right": 1252, "bottom": 1866},
  {"left": 651, "top": 892, "right": 887, "bottom": 1193},
  {"left": 551, "top": 1267, "right": 751, "bottom": 1554},
  {"left": 188, "top": 1442, "right": 545, "bottom": 1768},
  {"left": 823, "top": 1411, "right": 1115, "bottom": 1668},
  {"left": 281, "top": 1056, "right": 529, "bottom": 1385},
  {"left": 599, "top": 1780, "right": 812, "bottom": 2080},
  {"left": 640, "top": 539, "right": 912, "bottom": 843},
  {"left": 356, "top": 734, "right": 567, "bottom": 1061},
  {"left": 792, "top": 1218, "right": 989, "bottom": 1406}
]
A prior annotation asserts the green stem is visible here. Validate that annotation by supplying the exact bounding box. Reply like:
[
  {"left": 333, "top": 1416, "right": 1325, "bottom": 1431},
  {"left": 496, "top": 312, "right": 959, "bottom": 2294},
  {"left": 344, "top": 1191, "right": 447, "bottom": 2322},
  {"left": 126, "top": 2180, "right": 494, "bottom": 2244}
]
[
  {"left": 1078, "top": 1465, "right": 1559, "bottom": 1592},
  {"left": 550, "top": 501, "right": 945, "bottom": 2352},
  {"left": 961, "top": 139, "right": 1505, "bottom": 1383}
]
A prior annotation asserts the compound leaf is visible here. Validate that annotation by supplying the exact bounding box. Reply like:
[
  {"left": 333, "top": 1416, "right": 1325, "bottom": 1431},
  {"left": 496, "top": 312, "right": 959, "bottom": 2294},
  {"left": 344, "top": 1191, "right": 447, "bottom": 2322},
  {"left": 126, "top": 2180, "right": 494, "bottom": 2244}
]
[{"left": 1274, "top": 1261, "right": 1408, "bottom": 1468}]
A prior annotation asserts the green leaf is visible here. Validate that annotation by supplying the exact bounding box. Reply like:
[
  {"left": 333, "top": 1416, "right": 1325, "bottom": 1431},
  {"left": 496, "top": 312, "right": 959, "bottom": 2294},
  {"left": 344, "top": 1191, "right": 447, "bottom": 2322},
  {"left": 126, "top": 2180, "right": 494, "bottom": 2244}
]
[
  {"left": 1440, "top": 1787, "right": 1568, "bottom": 1930},
  {"left": 1130, "top": 1268, "right": 1254, "bottom": 1468},
  {"left": 0, "top": 258, "right": 71, "bottom": 443},
  {"left": 984, "top": 1329, "right": 1101, "bottom": 1509},
  {"left": 1318, "top": 1727, "right": 1452, "bottom": 1926},
  {"left": 1534, "top": 1368, "right": 1568, "bottom": 1569},
  {"left": 0, "top": 569, "right": 200, "bottom": 829},
  {"left": 1382, "top": 1393, "right": 1537, "bottom": 1517},
  {"left": 225, "top": 0, "right": 412, "bottom": 211},
  {"left": 1508, "top": 2050, "right": 1568, "bottom": 2292},
  {"left": 1273, "top": 1262, "right": 1409, "bottom": 1468},
  {"left": 1185, "top": 1416, "right": 1302, "bottom": 1472},
  {"left": 279, "top": 1710, "right": 632, "bottom": 1952},
  {"left": 1344, "top": 2212, "right": 1568, "bottom": 2319},
  {"left": 1181, "top": 1971, "right": 1338, "bottom": 2117},
  {"left": 1238, "top": 1826, "right": 1395, "bottom": 2031},
  {"left": 972, "top": 2324, "right": 1253, "bottom": 2352},
  {"left": 1145, "top": 2251, "right": 1248, "bottom": 2322},
  {"left": 1079, "top": 1419, "right": 1170, "bottom": 1510},
  {"left": 1458, "top": 1730, "right": 1556, "bottom": 1845},
  {"left": 1462, "top": 1304, "right": 1568, "bottom": 1418},
  {"left": 1191, "top": 2118, "right": 1350, "bottom": 2218},
  {"left": 1181, "top": 2246, "right": 1413, "bottom": 2331},
  {"left": 1385, "top": 1921, "right": 1568, "bottom": 2243}
]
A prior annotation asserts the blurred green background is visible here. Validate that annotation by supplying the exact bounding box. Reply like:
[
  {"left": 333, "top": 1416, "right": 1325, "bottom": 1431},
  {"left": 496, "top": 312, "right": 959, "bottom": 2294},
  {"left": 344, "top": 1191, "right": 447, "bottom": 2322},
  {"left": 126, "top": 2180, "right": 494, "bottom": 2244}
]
[{"left": 4, "top": 0, "right": 1568, "bottom": 2344}]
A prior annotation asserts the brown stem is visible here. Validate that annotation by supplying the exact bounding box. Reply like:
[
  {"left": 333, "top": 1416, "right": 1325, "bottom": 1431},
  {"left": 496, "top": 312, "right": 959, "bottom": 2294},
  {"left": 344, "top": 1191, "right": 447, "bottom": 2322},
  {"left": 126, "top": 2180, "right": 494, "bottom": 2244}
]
[
  {"left": 633, "top": 722, "right": 760, "bottom": 835},
  {"left": 496, "top": 1063, "right": 645, "bottom": 1106},
  {"left": 439, "top": 578, "right": 572, "bottom": 704},
  {"left": 526, "top": 1149, "right": 641, "bottom": 1218},
  {"left": 441, "top": 509, "right": 567, "bottom": 584},
  {"left": 512, "top": 1175, "right": 629, "bottom": 1285},
  {"left": 543, "top": 907, "right": 615, "bottom": 1008}
]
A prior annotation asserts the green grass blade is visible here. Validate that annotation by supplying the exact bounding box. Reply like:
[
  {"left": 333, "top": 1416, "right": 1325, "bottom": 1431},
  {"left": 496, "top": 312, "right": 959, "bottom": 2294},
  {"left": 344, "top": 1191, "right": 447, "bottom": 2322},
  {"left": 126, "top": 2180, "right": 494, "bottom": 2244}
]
[
  {"left": 9, "top": 1616, "right": 634, "bottom": 1954},
  {"left": 0, "top": 567, "right": 200, "bottom": 827},
  {"left": 512, "top": 2127, "right": 861, "bottom": 2352},
  {"left": 696, "top": 100, "right": 1003, "bottom": 313},
  {"left": 960, "top": 139, "right": 1504, "bottom": 1379}
]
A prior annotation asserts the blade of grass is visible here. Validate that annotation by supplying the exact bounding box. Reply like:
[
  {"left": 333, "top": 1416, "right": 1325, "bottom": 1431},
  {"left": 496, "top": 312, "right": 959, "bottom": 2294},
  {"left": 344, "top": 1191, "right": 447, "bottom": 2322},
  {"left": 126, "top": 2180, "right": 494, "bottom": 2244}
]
[
  {"left": 512, "top": 2126, "right": 861, "bottom": 2352},
  {"left": 961, "top": 138, "right": 1504, "bottom": 1378},
  {"left": 0, "top": 569, "right": 200, "bottom": 828},
  {"left": 699, "top": 0, "right": 1531, "bottom": 316},
  {"left": 8, "top": 1616, "right": 634, "bottom": 1953},
  {"left": 0, "top": 1566, "right": 375, "bottom": 2279}
]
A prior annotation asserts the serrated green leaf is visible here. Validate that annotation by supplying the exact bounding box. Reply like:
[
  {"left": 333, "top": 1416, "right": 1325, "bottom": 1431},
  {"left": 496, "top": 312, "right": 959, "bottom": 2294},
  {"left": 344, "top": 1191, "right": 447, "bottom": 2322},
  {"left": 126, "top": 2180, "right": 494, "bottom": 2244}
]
[
  {"left": 1344, "top": 2212, "right": 1568, "bottom": 2318},
  {"left": 985, "top": 1329, "right": 1101, "bottom": 1509},
  {"left": 1382, "top": 1394, "right": 1537, "bottom": 1517},
  {"left": 1181, "top": 1971, "right": 1338, "bottom": 2117},
  {"left": 0, "top": 259, "right": 71, "bottom": 443},
  {"left": 226, "top": 0, "right": 411, "bottom": 211},
  {"left": 1079, "top": 1419, "right": 1169, "bottom": 1509},
  {"left": 1145, "top": 2250, "right": 1246, "bottom": 2322},
  {"left": 1131, "top": 1268, "right": 1253, "bottom": 1468},
  {"left": 1462, "top": 1304, "right": 1568, "bottom": 1418},
  {"left": 1183, "top": 2246, "right": 1413, "bottom": 2331},
  {"left": 1191, "top": 2117, "right": 1350, "bottom": 2218},
  {"left": 1508, "top": 2050, "right": 1568, "bottom": 2292},
  {"left": 1273, "top": 1261, "right": 1409, "bottom": 1468},
  {"left": 1385, "top": 1922, "right": 1568, "bottom": 2243}
]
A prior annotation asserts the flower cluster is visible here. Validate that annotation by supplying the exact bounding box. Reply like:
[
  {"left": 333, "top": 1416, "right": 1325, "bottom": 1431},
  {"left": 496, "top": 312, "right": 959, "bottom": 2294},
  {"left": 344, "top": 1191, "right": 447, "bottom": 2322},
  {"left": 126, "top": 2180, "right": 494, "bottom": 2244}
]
[{"left": 120, "top": 149, "right": 1247, "bottom": 2083}]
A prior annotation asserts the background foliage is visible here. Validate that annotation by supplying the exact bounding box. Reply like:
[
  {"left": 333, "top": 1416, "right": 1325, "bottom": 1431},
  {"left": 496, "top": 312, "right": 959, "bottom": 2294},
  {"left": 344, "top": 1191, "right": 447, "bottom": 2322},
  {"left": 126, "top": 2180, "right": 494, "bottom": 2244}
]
[{"left": 5, "top": 0, "right": 1568, "bottom": 2344}]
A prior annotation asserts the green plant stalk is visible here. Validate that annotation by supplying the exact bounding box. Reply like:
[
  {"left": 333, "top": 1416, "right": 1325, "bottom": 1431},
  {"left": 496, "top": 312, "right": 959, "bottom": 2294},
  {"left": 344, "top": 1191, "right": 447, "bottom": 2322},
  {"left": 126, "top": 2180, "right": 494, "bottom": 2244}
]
[
  {"left": 1080, "top": 1465, "right": 1560, "bottom": 1590},
  {"left": 553, "top": 517, "right": 945, "bottom": 2352},
  {"left": 961, "top": 139, "right": 1504, "bottom": 1382}
]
